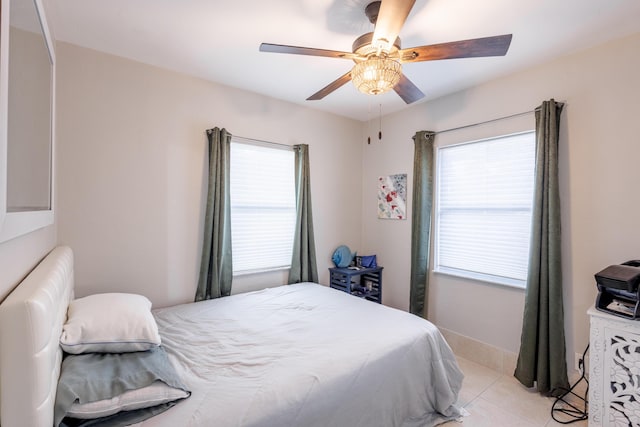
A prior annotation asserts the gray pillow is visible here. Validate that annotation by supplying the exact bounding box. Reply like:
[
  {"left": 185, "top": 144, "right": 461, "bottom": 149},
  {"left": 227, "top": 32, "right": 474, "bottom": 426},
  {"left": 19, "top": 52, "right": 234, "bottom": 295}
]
[{"left": 54, "top": 346, "right": 190, "bottom": 427}]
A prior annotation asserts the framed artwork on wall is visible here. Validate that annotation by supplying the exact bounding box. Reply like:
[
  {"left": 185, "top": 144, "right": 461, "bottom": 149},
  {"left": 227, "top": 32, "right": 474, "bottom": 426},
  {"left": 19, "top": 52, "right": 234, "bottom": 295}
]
[{"left": 377, "top": 174, "right": 407, "bottom": 220}]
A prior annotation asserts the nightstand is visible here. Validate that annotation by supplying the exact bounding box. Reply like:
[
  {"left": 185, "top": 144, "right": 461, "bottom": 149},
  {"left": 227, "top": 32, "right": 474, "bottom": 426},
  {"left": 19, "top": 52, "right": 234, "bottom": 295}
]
[
  {"left": 588, "top": 306, "right": 640, "bottom": 426},
  {"left": 329, "top": 266, "right": 383, "bottom": 303}
]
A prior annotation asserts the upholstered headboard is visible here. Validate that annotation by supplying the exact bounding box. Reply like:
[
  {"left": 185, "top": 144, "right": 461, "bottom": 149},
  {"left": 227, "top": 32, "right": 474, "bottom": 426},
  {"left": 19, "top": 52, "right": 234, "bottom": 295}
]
[{"left": 0, "top": 246, "right": 74, "bottom": 427}]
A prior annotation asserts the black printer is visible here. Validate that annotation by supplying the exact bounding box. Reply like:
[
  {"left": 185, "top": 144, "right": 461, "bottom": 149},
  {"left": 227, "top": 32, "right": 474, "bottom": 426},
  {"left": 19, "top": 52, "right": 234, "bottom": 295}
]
[{"left": 595, "top": 260, "right": 640, "bottom": 319}]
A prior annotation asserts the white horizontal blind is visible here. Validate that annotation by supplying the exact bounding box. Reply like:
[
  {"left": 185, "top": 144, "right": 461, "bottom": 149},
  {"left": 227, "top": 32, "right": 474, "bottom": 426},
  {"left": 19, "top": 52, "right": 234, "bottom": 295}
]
[
  {"left": 230, "top": 141, "right": 296, "bottom": 274},
  {"left": 436, "top": 132, "right": 535, "bottom": 287}
]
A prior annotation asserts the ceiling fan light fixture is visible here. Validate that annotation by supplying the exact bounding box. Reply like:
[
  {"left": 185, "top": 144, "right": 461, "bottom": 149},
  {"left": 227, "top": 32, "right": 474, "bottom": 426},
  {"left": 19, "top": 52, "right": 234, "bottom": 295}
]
[{"left": 351, "top": 57, "right": 401, "bottom": 96}]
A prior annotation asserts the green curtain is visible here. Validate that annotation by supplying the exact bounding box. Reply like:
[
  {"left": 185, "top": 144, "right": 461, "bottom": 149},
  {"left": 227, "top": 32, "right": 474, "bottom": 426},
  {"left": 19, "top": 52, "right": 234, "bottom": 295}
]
[
  {"left": 410, "top": 131, "right": 435, "bottom": 317},
  {"left": 514, "top": 100, "right": 569, "bottom": 395},
  {"left": 288, "top": 144, "right": 318, "bottom": 284},
  {"left": 195, "top": 127, "right": 233, "bottom": 301}
]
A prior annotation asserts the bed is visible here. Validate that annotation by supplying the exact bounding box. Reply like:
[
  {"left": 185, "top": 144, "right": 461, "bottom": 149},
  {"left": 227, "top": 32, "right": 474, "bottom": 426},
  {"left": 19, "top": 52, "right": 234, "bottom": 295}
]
[{"left": 0, "top": 246, "right": 464, "bottom": 426}]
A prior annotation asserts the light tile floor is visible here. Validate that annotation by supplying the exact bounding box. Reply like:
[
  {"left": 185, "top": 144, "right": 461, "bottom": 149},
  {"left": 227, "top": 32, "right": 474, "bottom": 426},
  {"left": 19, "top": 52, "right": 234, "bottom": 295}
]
[{"left": 442, "top": 357, "right": 589, "bottom": 427}]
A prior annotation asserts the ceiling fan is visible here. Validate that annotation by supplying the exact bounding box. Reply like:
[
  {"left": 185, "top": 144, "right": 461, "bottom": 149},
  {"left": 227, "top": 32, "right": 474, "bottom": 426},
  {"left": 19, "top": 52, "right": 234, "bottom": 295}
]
[{"left": 259, "top": 0, "right": 512, "bottom": 104}]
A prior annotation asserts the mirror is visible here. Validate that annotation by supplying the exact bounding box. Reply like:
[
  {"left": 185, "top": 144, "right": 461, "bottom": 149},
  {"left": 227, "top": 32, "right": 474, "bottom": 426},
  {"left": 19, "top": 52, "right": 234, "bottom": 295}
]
[
  {"left": 7, "top": 0, "right": 52, "bottom": 212},
  {"left": 0, "top": 0, "right": 55, "bottom": 242}
]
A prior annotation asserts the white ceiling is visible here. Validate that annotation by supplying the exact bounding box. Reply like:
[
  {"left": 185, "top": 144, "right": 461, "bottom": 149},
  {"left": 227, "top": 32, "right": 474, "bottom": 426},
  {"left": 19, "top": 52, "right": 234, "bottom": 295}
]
[{"left": 52, "top": 0, "right": 640, "bottom": 121}]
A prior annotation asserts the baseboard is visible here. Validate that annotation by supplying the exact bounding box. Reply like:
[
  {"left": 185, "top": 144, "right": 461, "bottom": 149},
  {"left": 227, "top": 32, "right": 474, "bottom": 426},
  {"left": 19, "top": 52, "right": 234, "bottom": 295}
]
[
  {"left": 438, "top": 326, "right": 589, "bottom": 403},
  {"left": 438, "top": 326, "right": 518, "bottom": 375}
]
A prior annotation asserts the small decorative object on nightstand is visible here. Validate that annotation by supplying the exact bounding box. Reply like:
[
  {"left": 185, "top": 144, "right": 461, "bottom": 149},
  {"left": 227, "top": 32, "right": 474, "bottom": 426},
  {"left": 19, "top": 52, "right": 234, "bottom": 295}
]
[{"left": 329, "top": 266, "right": 383, "bottom": 303}]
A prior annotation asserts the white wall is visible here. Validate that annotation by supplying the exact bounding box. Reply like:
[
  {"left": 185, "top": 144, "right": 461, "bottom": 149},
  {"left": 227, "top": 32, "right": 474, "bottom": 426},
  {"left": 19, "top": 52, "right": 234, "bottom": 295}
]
[
  {"left": 56, "top": 42, "right": 363, "bottom": 308},
  {"left": 362, "top": 32, "right": 640, "bottom": 364},
  {"left": 0, "top": 226, "right": 56, "bottom": 302}
]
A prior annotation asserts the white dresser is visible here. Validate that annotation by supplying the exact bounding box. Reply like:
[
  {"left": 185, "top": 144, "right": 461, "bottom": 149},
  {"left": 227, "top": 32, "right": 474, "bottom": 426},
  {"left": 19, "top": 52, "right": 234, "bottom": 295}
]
[{"left": 589, "top": 306, "right": 640, "bottom": 426}]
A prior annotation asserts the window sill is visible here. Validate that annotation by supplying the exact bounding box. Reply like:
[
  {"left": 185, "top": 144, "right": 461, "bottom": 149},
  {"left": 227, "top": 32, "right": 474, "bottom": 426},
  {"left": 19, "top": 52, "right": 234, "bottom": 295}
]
[{"left": 433, "top": 267, "right": 526, "bottom": 290}]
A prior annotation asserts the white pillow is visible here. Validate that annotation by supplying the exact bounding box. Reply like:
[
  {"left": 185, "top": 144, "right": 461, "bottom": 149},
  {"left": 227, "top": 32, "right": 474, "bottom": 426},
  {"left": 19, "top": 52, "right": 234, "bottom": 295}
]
[
  {"left": 60, "top": 293, "right": 161, "bottom": 354},
  {"left": 66, "top": 381, "right": 189, "bottom": 419}
]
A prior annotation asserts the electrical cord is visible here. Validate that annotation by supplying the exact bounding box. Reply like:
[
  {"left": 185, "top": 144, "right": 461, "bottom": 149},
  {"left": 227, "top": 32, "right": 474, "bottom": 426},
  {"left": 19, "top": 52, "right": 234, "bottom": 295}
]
[{"left": 550, "top": 344, "right": 589, "bottom": 424}]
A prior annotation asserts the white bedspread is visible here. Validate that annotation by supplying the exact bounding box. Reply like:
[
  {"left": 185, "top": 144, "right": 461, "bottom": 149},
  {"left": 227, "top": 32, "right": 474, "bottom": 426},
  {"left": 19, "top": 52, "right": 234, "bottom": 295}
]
[{"left": 138, "top": 283, "right": 464, "bottom": 427}]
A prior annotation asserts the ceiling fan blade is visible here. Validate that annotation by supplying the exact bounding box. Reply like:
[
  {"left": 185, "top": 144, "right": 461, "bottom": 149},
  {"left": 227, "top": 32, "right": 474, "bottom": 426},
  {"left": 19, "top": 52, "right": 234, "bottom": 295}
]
[
  {"left": 260, "top": 43, "right": 359, "bottom": 60},
  {"left": 372, "top": 0, "right": 416, "bottom": 50},
  {"left": 307, "top": 71, "right": 352, "bottom": 101},
  {"left": 394, "top": 74, "right": 424, "bottom": 104},
  {"left": 399, "top": 34, "right": 513, "bottom": 63}
]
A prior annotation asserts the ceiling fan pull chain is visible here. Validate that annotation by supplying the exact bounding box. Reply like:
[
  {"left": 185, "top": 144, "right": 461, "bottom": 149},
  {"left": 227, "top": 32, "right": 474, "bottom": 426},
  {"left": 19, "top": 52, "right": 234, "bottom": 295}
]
[
  {"left": 379, "top": 104, "right": 383, "bottom": 141},
  {"left": 365, "top": 102, "right": 379, "bottom": 144},
  {"left": 366, "top": 100, "right": 372, "bottom": 144}
]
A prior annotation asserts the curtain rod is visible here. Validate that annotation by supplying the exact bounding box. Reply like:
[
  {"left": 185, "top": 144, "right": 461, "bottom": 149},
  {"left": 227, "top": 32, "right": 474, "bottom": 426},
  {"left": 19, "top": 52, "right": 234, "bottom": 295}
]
[
  {"left": 434, "top": 110, "right": 534, "bottom": 135},
  {"left": 233, "top": 135, "right": 293, "bottom": 149},
  {"left": 205, "top": 129, "right": 293, "bottom": 149}
]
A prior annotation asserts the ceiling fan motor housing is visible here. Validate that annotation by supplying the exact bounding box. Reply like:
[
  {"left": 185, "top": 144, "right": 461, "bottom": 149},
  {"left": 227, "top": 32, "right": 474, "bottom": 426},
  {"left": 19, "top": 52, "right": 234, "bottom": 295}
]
[{"left": 352, "top": 32, "right": 401, "bottom": 58}]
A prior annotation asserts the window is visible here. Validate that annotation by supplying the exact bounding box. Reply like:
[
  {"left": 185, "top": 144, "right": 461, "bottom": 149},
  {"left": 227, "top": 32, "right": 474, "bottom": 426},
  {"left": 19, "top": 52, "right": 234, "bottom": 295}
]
[
  {"left": 435, "top": 132, "right": 535, "bottom": 288},
  {"left": 230, "top": 139, "right": 296, "bottom": 274}
]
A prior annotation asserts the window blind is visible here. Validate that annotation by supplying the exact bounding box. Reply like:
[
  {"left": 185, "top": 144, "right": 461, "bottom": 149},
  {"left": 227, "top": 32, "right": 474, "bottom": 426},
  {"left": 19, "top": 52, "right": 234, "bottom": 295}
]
[
  {"left": 435, "top": 132, "right": 535, "bottom": 287},
  {"left": 230, "top": 141, "right": 296, "bottom": 274}
]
